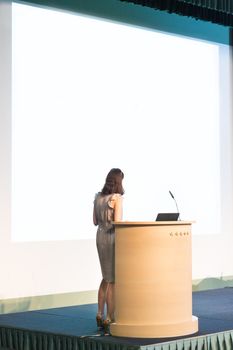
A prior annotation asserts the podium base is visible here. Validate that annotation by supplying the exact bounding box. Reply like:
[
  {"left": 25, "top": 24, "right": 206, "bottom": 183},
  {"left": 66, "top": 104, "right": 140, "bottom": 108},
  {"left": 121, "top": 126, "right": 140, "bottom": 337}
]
[{"left": 110, "top": 316, "right": 198, "bottom": 338}]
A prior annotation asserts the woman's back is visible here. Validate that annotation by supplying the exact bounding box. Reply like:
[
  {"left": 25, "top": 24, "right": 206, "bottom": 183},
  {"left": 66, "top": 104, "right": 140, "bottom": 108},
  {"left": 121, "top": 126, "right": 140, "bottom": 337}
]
[{"left": 94, "top": 193, "right": 121, "bottom": 230}]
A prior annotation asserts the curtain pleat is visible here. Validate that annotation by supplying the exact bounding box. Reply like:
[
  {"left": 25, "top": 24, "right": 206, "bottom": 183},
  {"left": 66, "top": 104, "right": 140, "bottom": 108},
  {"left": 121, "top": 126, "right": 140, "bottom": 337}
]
[
  {"left": 181, "top": 0, "right": 233, "bottom": 13},
  {"left": 119, "top": 0, "right": 233, "bottom": 27},
  {"left": 1, "top": 328, "right": 233, "bottom": 350}
]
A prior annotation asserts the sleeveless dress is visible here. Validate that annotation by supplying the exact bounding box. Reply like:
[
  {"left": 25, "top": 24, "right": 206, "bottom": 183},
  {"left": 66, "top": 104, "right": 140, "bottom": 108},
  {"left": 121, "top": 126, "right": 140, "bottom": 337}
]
[{"left": 94, "top": 192, "right": 122, "bottom": 283}]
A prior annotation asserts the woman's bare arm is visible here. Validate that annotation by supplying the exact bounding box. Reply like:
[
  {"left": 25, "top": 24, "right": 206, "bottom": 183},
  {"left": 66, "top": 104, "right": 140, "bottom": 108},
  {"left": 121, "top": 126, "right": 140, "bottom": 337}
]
[{"left": 93, "top": 207, "right": 98, "bottom": 226}]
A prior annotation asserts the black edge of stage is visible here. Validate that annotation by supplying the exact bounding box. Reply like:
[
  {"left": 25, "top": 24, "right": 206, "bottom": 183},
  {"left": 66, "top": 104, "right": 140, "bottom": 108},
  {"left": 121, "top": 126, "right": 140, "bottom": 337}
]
[{"left": 1, "top": 288, "right": 233, "bottom": 350}]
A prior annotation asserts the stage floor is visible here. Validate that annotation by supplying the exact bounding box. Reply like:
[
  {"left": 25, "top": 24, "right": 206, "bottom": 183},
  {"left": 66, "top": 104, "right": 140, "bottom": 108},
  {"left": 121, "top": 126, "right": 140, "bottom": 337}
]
[{"left": 1, "top": 288, "right": 233, "bottom": 350}]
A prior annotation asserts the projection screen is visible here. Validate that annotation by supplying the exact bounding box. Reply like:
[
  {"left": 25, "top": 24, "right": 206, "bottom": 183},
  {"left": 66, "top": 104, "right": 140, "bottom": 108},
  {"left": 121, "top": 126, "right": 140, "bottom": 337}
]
[{"left": 12, "top": 2, "right": 221, "bottom": 242}]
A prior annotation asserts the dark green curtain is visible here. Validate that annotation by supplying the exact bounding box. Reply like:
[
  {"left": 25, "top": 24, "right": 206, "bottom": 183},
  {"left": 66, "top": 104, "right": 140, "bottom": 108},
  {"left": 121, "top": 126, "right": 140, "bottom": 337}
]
[
  {"left": 119, "top": 0, "right": 233, "bottom": 26},
  {"left": 1, "top": 326, "right": 233, "bottom": 350}
]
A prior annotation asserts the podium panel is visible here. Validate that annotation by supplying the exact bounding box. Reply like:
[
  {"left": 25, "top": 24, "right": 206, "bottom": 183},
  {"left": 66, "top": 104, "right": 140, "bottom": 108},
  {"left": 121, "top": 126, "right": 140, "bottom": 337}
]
[{"left": 110, "top": 221, "right": 198, "bottom": 338}]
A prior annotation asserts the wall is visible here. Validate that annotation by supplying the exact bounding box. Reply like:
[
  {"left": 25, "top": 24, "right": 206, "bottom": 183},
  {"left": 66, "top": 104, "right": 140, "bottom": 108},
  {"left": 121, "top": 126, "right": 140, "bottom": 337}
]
[{"left": 0, "top": 0, "right": 232, "bottom": 312}]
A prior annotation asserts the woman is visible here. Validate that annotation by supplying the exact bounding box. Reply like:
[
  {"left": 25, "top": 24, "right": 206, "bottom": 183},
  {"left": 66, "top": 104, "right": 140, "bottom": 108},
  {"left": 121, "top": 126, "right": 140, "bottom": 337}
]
[{"left": 93, "top": 168, "right": 124, "bottom": 332}]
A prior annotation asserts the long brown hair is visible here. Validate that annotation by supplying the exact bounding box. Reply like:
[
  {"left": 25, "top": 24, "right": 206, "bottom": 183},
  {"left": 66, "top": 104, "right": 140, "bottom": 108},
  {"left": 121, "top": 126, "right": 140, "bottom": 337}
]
[{"left": 101, "top": 168, "right": 124, "bottom": 195}]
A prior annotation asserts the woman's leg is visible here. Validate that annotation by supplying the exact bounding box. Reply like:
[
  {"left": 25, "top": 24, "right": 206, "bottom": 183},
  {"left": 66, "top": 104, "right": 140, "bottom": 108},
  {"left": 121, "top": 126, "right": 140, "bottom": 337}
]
[
  {"left": 105, "top": 282, "right": 115, "bottom": 321},
  {"left": 97, "top": 279, "right": 108, "bottom": 317}
]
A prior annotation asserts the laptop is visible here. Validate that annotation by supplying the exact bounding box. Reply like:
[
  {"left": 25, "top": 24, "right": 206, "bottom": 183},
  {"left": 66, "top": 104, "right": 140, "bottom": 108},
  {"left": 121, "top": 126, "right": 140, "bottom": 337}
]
[{"left": 156, "top": 213, "right": 180, "bottom": 221}]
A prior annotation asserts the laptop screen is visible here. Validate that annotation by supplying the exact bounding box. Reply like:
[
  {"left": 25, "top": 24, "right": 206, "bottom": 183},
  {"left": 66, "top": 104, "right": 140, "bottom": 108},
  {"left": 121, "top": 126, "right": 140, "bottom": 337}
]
[{"left": 156, "top": 213, "right": 180, "bottom": 221}]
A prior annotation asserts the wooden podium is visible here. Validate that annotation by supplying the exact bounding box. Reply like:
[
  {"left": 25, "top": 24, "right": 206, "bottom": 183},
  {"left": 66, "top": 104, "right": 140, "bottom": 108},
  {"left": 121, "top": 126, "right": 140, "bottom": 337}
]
[{"left": 110, "top": 221, "right": 198, "bottom": 338}]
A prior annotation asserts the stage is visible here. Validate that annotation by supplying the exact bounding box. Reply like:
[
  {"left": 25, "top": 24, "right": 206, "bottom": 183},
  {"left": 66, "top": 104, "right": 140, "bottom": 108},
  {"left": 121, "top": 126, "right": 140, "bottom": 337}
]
[{"left": 1, "top": 288, "right": 233, "bottom": 350}]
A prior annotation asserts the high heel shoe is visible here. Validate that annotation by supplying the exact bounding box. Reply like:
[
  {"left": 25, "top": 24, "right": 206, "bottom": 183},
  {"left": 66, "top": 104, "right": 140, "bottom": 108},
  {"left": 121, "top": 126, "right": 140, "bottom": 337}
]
[
  {"left": 103, "top": 318, "right": 114, "bottom": 334},
  {"left": 96, "top": 314, "right": 104, "bottom": 329}
]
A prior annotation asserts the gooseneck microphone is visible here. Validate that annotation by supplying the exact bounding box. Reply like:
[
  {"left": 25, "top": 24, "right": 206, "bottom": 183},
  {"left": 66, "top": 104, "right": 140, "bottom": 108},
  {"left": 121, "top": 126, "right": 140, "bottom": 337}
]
[{"left": 169, "top": 190, "right": 180, "bottom": 220}]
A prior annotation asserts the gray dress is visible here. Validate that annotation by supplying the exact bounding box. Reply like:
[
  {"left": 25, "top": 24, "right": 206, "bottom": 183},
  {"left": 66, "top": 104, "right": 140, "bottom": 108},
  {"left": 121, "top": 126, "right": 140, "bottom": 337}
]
[{"left": 94, "top": 192, "right": 121, "bottom": 283}]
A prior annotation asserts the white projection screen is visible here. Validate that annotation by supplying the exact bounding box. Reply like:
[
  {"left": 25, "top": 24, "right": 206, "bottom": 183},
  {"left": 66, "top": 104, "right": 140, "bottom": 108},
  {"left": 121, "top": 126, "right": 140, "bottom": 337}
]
[{"left": 12, "top": 2, "right": 221, "bottom": 242}]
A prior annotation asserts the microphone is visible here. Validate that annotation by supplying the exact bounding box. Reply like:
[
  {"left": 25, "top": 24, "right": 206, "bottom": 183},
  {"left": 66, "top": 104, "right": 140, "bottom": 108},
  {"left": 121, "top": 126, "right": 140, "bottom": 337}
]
[{"left": 169, "top": 190, "right": 180, "bottom": 220}]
